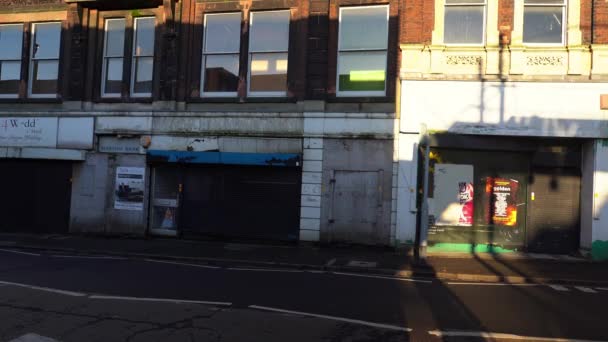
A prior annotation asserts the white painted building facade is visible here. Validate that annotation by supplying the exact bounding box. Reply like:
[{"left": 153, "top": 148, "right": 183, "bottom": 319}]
[{"left": 394, "top": 0, "right": 608, "bottom": 259}]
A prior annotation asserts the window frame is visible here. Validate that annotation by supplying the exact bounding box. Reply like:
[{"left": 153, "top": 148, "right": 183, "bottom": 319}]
[
  {"left": 130, "top": 16, "right": 156, "bottom": 98},
  {"left": 522, "top": 0, "right": 567, "bottom": 46},
  {"left": 27, "top": 21, "right": 62, "bottom": 99},
  {"left": 336, "top": 5, "right": 389, "bottom": 98},
  {"left": 96, "top": 10, "right": 159, "bottom": 102},
  {"left": 101, "top": 18, "right": 126, "bottom": 99},
  {"left": 0, "top": 23, "right": 24, "bottom": 99},
  {"left": 200, "top": 12, "right": 242, "bottom": 98},
  {"left": 443, "top": 0, "right": 487, "bottom": 46},
  {"left": 246, "top": 9, "right": 291, "bottom": 98}
]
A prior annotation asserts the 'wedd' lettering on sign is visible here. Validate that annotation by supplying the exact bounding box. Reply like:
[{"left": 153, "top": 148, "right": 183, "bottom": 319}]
[{"left": 0, "top": 118, "right": 58, "bottom": 148}]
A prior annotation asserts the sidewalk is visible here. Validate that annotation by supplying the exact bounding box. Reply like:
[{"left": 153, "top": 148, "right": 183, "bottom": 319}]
[{"left": 0, "top": 233, "right": 607, "bottom": 285}]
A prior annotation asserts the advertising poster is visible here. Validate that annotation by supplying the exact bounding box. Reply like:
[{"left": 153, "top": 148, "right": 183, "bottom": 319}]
[
  {"left": 486, "top": 177, "right": 519, "bottom": 226},
  {"left": 430, "top": 164, "right": 474, "bottom": 226},
  {"left": 114, "top": 167, "right": 145, "bottom": 211}
]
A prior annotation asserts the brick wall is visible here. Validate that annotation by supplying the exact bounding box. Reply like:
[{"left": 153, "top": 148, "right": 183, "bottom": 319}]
[
  {"left": 594, "top": 0, "right": 608, "bottom": 43},
  {"left": 400, "top": 0, "right": 433, "bottom": 44},
  {"left": 0, "top": 0, "right": 65, "bottom": 12},
  {"left": 498, "top": 0, "right": 513, "bottom": 44}
]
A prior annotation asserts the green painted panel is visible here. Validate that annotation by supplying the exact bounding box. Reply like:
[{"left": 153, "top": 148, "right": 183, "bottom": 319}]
[
  {"left": 428, "top": 243, "right": 516, "bottom": 254},
  {"left": 592, "top": 240, "right": 608, "bottom": 260}
]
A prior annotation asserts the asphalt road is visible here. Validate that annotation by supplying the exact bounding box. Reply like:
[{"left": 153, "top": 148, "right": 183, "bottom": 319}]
[{"left": 0, "top": 249, "right": 607, "bottom": 342}]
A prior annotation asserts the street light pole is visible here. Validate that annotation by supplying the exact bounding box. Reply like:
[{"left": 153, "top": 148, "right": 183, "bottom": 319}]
[{"left": 419, "top": 124, "right": 430, "bottom": 260}]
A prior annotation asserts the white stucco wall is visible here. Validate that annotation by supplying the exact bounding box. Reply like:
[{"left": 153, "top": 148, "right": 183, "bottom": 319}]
[{"left": 401, "top": 81, "right": 608, "bottom": 138}]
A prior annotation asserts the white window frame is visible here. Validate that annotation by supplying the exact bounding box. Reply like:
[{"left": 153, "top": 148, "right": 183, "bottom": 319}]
[
  {"left": 522, "top": 0, "right": 567, "bottom": 46},
  {"left": 130, "top": 16, "right": 155, "bottom": 98},
  {"left": 443, "top": 0, "right": 487, "bottom": 46},
  {"left": 0, "top": 23, "right": 23, "bottom": 99},
  {"left": 336, "top": 5, "right": 389, "bottom": 98},
  {"left": 201, "top": 12, "right": 241, "bottom": 98},
  {"left": 28, "top": 22, "right": 61, "bottom": 99},
  {"left": 247, "top": 10, "right": 290, "bottom": 98},
  {"left": 101, "top": 18, "right": 126, "bottom": 98}
]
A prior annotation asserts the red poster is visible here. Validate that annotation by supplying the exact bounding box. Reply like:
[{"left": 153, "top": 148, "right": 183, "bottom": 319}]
[
  {"left": 485, "top": 178, "right": 518, "bottom": 226},
  {"left": 458, "top": 182, "right": 474, "bottom": 225}
]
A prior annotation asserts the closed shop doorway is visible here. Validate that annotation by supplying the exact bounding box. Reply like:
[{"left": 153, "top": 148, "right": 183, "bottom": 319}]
[
  {"left": 526, "top": 167, "right": 581, "bottom": 254},
  {"left": 0, "top": 159, "right": 72, "bottom": 233},
  {"left": 328, "top": 170, "right": 384, "bottom": 244},
  {"left": 148, "top": 151, "right": 302, "bottom": 241}
]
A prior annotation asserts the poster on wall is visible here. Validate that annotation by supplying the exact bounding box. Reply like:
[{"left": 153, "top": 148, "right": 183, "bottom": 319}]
[
  {"left": 114, "top": 167, "right": 145, "bottom": 211},
  {"left": 430, "top": 164, "right": 474, "bottom": 226},
  {"left": 486, "top": 177, "right": 519, "bottom": 226}
]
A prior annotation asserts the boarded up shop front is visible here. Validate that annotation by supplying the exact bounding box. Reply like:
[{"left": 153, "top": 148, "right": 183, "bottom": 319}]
[{"left": 424, "top": 135, "right": 582, "bottom": 254}]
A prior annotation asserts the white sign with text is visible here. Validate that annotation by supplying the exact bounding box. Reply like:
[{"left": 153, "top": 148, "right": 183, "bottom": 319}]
[{"left": 0, "top": 118, "right": 58, "bottom": 147}]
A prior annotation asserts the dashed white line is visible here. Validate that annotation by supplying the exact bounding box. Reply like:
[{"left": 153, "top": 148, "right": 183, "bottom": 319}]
[
  {"left": 332, "top": 272, "right": 432, "bottom": 283},
  {"left": 548, "top": 285, "right": 569, "bottom": 291},
  {"left": 144, "top": 259, "right": 221, "bottom": 269},
  {"left": 428, "top": 330, "right": 606, "bottom": 342},
  {"left": 89, "top": 295, "right": 232, "bottom": 306},
  {"left": 0, "top": 249, "right": 40, "bottom": 256},
  {"left": 446, "top": 282, "right": 538, "bottom": 286},
  {"left": 575, "top": 286, "right": 597, "bottom": 293},
  {"left": 227, "top": 267, "right": 303, "bottom": 273},
  {"left": 596, "top": 287, "right": 608, "bottom": 291},
  {"left": 51, "top": 255, "right": 127, "bottom": 260},
  {"left": 326, "top": 258, "right": 337, "bottom": 266},
  {"left": 249, "top": 305, "right": 412, "bottom": 332},
  {"left": 0, "top": 280, "right": 86, "bottom": 297}
]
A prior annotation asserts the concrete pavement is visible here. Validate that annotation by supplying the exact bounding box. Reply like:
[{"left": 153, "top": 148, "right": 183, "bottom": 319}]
[{"left": 0, "top": 233, "right": 607, "bottom": 286}]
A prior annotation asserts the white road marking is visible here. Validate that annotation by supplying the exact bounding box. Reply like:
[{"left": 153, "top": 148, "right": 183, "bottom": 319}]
[
  {"left": 0, "top": 280, "right": 86, "bottom": 297},
  {"left": 596, "top": 287, "right": 608, "bottom": 291},
  {"left": 326, "top": 258, "right": 337, "bottom": 266},
  {"left": 51, "top": 255, "right": 127, "bottom": 260},
  {"left": 144, "top": 259, "right": 221, "bottom": 269},
  {"left": 446, "top": 282, "right": 538, "bottom": 286},
  {"left": 89, "top": 295, "right": 232, "bottom": 306},
  {"left": 332, "top": 272, "right": 432, "bottom": 283},
  {"left": 549, "top": 285, "right": 569, "bottom": 291},
  {"left": 575, "top": 286, "right": 597, "bottom": 293},
  {"left": 428, "top": 330, "right": 606, "bottom": 342},
  {"left": 249, "top": 305, "right": 412, "bottom": 332},
  {"left": 0, "top": 249, "right": 40, "bottom": 256},
  {"left": 227, "top": 267, "right": 303, "bottom": 273},
  {"left": 8, "top": 333, "right": 60, "bottom": 342}
]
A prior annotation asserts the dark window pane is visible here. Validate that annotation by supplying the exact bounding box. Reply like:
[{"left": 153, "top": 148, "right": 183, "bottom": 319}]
[
  {"left": 0, "top": 24, "right": 23, "bottom": 60},
  {"left": 249, "top": 11, "right": 290, "bottom": 52},
  {"left": 134, "top": 17, "right": 155, "bottom": 56},
  {"left": 0, "top": 61, "right": 20, "bottom": 95},
  {"left": 444, "top": 6, "right": 485, "bottom": 44},
  {"left": 32, "top": 22, "right": 61, "bottom": 59},
  {"left": 249, "top": 52, "right": 287, "bottom": 93},
  {"left": 339, "top": 6, "right": 388, "bottom": 51},
  {"left": 338, "top": 51, "right": 386, "bottom": 92},
  {"left": 204, "top": 13, "right": 241, "bottom": 53},
  {"left": 523, "top": 6, "right": 564, "bottom": 43},
  {"left": 105, "top": 19, "right": 126, "bottom": 57},
  {"left": 104, "top": 57, "right": 123, "bottom": 95},
  {"left": 133, "top": 56, "right": 153, "bottom": 94},
  {"left": 31, "top": 60, "right": 58, "bottom": 94},
  {"left": 203, "top": 54, "right": 239, "bottom": 93}
]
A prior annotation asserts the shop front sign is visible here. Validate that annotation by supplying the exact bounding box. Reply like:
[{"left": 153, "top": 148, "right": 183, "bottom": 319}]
[{"left": 0, "top": 118, "right": 58, "bottom": 147}]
